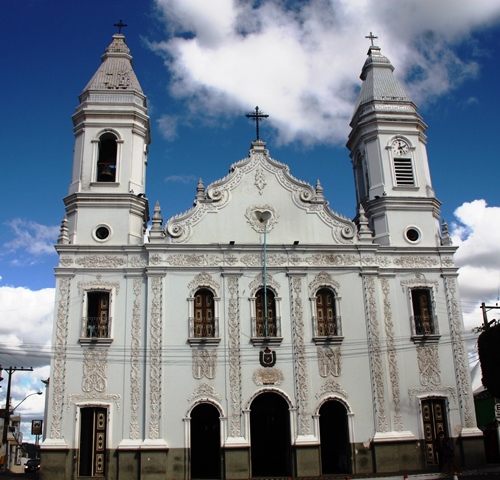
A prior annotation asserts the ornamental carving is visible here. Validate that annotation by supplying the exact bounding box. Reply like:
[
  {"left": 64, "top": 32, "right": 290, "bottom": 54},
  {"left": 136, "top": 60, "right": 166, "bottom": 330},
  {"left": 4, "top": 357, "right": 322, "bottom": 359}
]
[
  {"left": 50, "top": 278, "right": 71, "bottom": 439},
  {"left": 290, "top": 275, "right": 310, "bottom": 435},
  {"left": 254, "top": 167, "right": 267, "bottom": 194},
  {"left": 227, "top": 276, "right": 242, "bottom": 437},
  {"left": 318, "top": 347, "right": 341, "bottom": 377},
  {"left": 363, "top": 275, "right": 388, "bottom": 433},
  {"left": 316, "top": 379, "right": 349, "bottom": 400},
  {"left": 76, "top": 256, "right": 126, "bottom": 268},
  {"left": 129, "top": 278, "right": 142, "bottom": 440},
  {"left": 245, "top": 205, "right": 279, "bottom": 233},
  {"left": 188, "top": 272, "right": 220, "bottom": 296},
  {"left": 417, "top": 345, "right": 441, "bottom": 386},
  {"left": 305, "top": 254, "right": 357, "bottom": 266},
  {"left": 408, "top": 386, "right": 456, "bottom": 405},
  {"left": 77, "top": 278, "right": 120, "bottom": 296},
  {"left": 59, "top": 257, "right": 74, "bottom": 266},
  {"left": 381, "top": 278, "right": 403, "bottom": 431},
  {"left": 393, "top": 256, "right": 438, "bottom": 268},
  {"left": 443, "top": 276, "right": 475, "bottom": 428},
  {"left": 82, "top": 349, "right": 108, "bottom": 393},
  {"left": 67, "top": 393, "right": 121, "bottom": 410},
  {"left": 166, "top": 254, "right": 221, "bottom": 267},
  {"left": 249, "top": 273, "right": 281, "bottom": 296},
  {"left": 148, "top": 276, "right": 163, "bottom": 440},
  {"left": 241, "top": 253, "right": 287, "bottom": 267},
  {"left": 192, "top": 350, "right": 217, "bottom": 379},
  {"left": 309, "top": 272, "right": 340, "bottom": 294},
  {"left": 252, "top": 368, "right": 284, "bottom": 386},
  {"left": 130, "top": 256, "right": 147, "bottom": 268},
  {"left": 400, "top": 273, "right": 439, "bottom": 293},
  {"left": 187, "top": 383, "right": 222, "bottom": 403}
]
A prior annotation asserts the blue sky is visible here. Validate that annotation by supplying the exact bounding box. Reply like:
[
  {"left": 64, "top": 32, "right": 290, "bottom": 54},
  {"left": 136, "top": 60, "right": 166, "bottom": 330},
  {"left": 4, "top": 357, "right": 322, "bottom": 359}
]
[{"left": 1, "top": 0, "right": 500, "bottom": 440}]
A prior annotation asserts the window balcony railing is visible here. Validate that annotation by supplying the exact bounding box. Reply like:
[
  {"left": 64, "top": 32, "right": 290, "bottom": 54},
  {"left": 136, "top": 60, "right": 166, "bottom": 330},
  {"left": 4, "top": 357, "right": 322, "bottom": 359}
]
[
  {"left": 82, "top": 317, "right": 110, "bottom": 338},
  {"left": 412, "top": 315, "right": 439, "bottom": 336}
]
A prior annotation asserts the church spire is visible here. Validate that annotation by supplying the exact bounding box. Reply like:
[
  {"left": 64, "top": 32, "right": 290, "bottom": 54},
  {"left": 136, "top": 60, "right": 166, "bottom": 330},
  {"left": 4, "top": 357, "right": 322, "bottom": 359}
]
[
  {"left": 64, "top": 31, "right": 151, "bottom": 246},
  {"left": 347, "top": 36, "right": 441, "bottom": 247}
]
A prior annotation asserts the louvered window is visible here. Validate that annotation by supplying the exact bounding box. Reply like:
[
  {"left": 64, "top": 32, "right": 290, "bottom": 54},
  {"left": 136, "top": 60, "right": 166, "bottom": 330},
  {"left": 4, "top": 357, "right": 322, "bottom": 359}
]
[
  {"left": 255, "top": 288, "right": 276, "bottom": 337},
  {"left": 411, "top": 288, "right": 438, "bottom": 335},
  {"left": 394, "top": 158, "right": 415, "bottom": 186},
  {"left": 316, "top": 288, "right": 339, "bottom": 336}
]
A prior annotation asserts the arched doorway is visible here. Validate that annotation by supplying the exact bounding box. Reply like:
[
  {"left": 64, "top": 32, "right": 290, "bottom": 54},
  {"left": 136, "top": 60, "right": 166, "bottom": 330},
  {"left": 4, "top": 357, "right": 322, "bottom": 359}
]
[
  {"left": 319, "top": 400, "right": 351, "bottom": 474},
  {"left": 190, "top": 403, "right": 221, "bottom": 479},
  {"left": 250, "top": 391, "right": 292, "bottom": 477}
]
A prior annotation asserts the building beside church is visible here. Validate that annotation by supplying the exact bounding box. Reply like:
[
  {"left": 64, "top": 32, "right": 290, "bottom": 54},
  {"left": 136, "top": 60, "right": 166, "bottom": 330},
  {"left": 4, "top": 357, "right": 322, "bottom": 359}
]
[{"left": 41, "top": 31, "right": 485, "bottom": 480}]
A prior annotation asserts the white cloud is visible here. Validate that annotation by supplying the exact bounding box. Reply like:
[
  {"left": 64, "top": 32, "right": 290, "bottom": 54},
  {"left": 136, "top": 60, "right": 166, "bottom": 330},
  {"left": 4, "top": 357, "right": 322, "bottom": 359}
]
[
  {"left": 164, "top": 174, "right": 198, "bottom": 184},
  {"left": 450, "top": 200, "right": 500, "bottom": 331},
  {"left": 151, "top": 0, "right": 500, "bottom": 146},
  {"left": 3, "top": 219, "right": 59, "bottom": 259}
]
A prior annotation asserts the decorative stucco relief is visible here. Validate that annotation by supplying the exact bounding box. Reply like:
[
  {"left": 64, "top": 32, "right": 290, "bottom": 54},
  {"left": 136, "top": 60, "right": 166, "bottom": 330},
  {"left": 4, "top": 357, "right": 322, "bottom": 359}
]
[
  {"left": 241, "top": 253, "right": 287, "bottom": 267},
  {"left": 166, "top": 254, "right": 221, "bottom": 267},
  {"left": 75, "top": 256, "right": 126, "bottom": 268},
  {"left": 192, "top": 350, "right": 217, "bottom": 379},
  {"left": 400, "top": 273, "right": 439, "bottom": 293},
  {"left": 444, "top": 276, "right": 475, "bottom": 428},
  {"left": 380, "top": 278, "right": 403, "bottom": 431},
  {"left": 130, "top": 256, "right": 147, "bottom": 268},
  {"left": 50, "top": 278, "right": 71, "bottom": 439},
  {"left": 188, "top": 272, "right": 220, "bottom": 296},
  {"left": 363, "top": 275, "right": 388, "bottom": 433},
  {"left": 67, "top": 393, "right": 121, "bottom": 411},
  {"left": 82, "top": 349, "right": 107, "bottom": 393},
  {"left": 59, "top": 257, "right": 74, "bottom": 266},
  {"left": 129, "top": 278, "right": 142, "bottom": 440},
  {"left": 408, "top": 387, "right": 456, "bottom": 405},
  {"left": 252, "top": 368, "right": 284, "bottom": 386},
  {"left": 227, "top": 276, "right": 242, "bottom": 437},
  {"left": 308, "top": 271, "right": 340, "bottom": 293},
  {"left": 187, "top": 383, "right": 222, "bottom": 404},
  {"left": 254, "top": 167, "right": 267, "bottom": 194},
  {"left": 77, "top": 277, "right": 120, "bottom": 295},
  {"left": 417, "top": 345, "right": 441, "bottom": 386},
  {"left": 249, "top": 273, "right": 281, "bottom": 295},
  {"left": 317, "top": 347, "right": 341, "bottom": 377},
  {"left": 316, "top": 379, "right": 349, "bottom": 400},
  {"left": 290, "top": 275, "right": 310, "bottom": 436},
  {"left": 245, "top": 205, "right": 279, "bottom": 233},
  {"left": 148, "top": 276, "right": 163, "bottom": 440},
  {"left": 393, "top": 256, "right": 438, "bottom": 268}
]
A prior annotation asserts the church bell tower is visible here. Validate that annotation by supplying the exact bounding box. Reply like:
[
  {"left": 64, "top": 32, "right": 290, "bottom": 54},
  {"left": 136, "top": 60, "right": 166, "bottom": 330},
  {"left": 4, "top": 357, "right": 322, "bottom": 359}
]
[
  {"left": 63, "top": 32, "right": 150, "bottom": 245},
  {"left": 347, "top": 37, "right": 441, "bottom": 247}
]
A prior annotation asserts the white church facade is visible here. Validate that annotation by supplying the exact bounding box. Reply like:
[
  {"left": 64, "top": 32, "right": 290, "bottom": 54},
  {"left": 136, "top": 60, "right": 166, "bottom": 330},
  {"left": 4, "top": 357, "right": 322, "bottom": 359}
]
[{"left": 41, "top": 32, "right": 485, "bottom": 479}]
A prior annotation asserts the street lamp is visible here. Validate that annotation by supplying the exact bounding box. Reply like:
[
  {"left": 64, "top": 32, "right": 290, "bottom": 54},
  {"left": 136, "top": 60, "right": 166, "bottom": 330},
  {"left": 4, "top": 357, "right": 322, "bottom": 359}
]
[
  {"left": 3, "top": 391, "right": 43, "bottom": 471},
  {"left": 10, "top": 391, "right": 43, "bottom": 414}
]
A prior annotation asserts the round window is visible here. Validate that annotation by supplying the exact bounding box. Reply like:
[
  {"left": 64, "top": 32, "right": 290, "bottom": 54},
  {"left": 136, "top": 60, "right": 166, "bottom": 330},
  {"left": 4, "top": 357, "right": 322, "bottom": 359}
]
[
  {"left": 405, "top": 227, "right": 420, "bottom": 243},
  {"left": 95, "top": 225, "right": 110, "bottom": 241}
]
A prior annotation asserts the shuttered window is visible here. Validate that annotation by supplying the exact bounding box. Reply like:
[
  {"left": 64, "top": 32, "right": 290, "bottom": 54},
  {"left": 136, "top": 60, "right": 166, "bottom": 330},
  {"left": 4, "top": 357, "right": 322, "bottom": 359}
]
[{"left": 394, "top": 158, "right": 415, "bottom": 186}]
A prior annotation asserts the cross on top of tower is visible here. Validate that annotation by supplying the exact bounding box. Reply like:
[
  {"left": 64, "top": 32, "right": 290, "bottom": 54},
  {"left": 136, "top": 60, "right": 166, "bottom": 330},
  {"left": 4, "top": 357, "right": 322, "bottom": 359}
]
[
  {"left": 246, "top": 106, "right": 269, "bottom": 141},
  {"left": 114, "top": 20, "right": 128, "bottom": 34},
  {"left": 365, "top": 31, "right": 378, "bottom": 47}
]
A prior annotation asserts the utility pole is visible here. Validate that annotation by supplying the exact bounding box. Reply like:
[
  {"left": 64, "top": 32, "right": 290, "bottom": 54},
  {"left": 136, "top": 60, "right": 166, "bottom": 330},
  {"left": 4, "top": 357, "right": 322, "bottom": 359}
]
[
  {"left": 480, "top": 302, "right": 500, "bottom": 329},
  {"left": 2, "top": 366, "right": 34, "bottom": 462}
]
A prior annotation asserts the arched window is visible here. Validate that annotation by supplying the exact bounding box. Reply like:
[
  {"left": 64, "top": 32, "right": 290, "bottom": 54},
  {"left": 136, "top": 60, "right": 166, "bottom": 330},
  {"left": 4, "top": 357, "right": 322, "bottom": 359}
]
[
  {"left": 255, "top": 288, "right": 276, "bottom": 337},
  {"left": 97, "top": 133, "right": 117, "bottom": 182},
  {"left": 316, "top": 288, "right": 338, "bottom": 336},
  {"left": 193, "top": 288, "right": 215, "bottom": 338}
]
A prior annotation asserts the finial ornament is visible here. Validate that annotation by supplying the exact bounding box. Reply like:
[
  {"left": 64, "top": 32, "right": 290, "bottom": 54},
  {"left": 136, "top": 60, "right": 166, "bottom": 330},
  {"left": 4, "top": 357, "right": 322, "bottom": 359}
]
[
  {"left": 365, "top": 31, "right": 378, "bottom": 47},
  {"left": 246, "top": 106, "right": 269, "bottom": 141},
  {"left": 114, "top": 20, "right": 128, "bottom": 34}
]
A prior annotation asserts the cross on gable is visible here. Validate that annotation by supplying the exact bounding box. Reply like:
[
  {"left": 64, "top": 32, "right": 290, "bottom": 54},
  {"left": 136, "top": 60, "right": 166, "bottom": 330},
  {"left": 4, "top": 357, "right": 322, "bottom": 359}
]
[
  {"left": 114, "top": 20, "right": 128, "bottom": 34},
  {"left": 365, "top": 31, "right": 378, "bottom": 47},
  {"left": 246, "top": 106, "right": 269, "bottom": 141}
]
